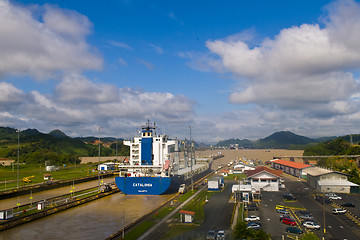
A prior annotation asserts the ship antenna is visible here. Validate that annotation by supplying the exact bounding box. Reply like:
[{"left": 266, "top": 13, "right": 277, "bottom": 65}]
[{"left": 154, "top": 122, "right": 157, "bottom": 135}]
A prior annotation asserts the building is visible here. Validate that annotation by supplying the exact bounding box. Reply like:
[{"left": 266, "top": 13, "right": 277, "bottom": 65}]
[
  {"left": 98, "top": 162, "right": 116, "bottom": 171},
  {"left": 233, "top": 162, "right": 256, "bottom": 174},
  {"left": 179, "top": 210, "right": 195, "bottom": 223},
  {"left": 208, "top": 176, "right": 224, "bottom": 191},
  {"left": 303, "top": 166, "right": 359, "bottom": 193},
  {"left": 271, "top": 159, "right": 312, "bottom": 178},
  {"left": 245, "top": 166, "right": 283, "bottom": 192}
]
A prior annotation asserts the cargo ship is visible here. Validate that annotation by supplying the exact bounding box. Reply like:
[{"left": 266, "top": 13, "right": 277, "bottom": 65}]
[{"left": 115, "top": 121, "right": 211, "bottom": 195}]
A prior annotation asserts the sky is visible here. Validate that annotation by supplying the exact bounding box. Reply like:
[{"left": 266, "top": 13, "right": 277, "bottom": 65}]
[{"left": 1, "top": 0, "right": 360, "bottom": 143}]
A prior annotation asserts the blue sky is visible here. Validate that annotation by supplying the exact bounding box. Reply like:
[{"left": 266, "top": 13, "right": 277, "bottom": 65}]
[{"left": 1, "top": 0, "right": 360, "bottom": 143}]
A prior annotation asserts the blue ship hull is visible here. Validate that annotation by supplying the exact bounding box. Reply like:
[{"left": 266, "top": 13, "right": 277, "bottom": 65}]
[
  {"left": 115, "top": 176, "right": 172, "bottom": 195},
  {"left": 115, "top": 166, "right": 212, "bottom": 195}
]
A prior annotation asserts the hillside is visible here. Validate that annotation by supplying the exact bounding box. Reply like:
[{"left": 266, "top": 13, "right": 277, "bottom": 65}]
[
  {"left": 0, "top": 127, "right": 129, "bottom": 165},
  {"left": 216, "top": 131, "right": 317, "bottom": 149}
]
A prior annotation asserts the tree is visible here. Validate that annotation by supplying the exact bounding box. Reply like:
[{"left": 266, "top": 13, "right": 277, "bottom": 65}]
[
  {"left": 301, "top": 233, "right": 321, "bottom": 240},
  {"left": 233, "top": 221, "right": 271, "bottom": 240}
]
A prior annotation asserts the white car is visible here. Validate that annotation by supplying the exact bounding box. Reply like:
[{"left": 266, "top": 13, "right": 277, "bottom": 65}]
[
  {"left": 216, "top": 230, "right": 226, "bottom": 240},
  {"left": 325, "top": 193, "right": 342, "bottom": 200},
  {"left": 303, "top": 221, "right": 321, "bottom": 229},
  {"left": 245, "top": 215, "right": 260, "bottom": 221},
  {"left": 332, "top": 208, "right": 346, "bottom": 214}
]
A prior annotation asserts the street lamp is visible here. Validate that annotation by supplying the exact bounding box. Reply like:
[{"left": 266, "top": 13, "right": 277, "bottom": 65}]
[
  {"left": 97, "top": 126, "right": 101, "bottom": 191},
  {"left": 16, "top": 129, "right": 20, "bottom": 189}
]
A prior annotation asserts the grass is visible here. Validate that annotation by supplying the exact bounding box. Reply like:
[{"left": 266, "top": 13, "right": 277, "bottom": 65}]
[
  {"left": 0, "top": 164, "right": 99, "bottom": 191},
  {"left": 224, "top": 173, "right": 246, "bottom": 180},
  {"left": 124, "top": 220, "right": 155, "bottom": 240},
  {"left": 159, "top": 224, "right": 197, "bottom": 240}
]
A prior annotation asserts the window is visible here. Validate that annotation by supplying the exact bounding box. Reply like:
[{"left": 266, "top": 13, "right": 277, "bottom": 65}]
[
  {"left": 252, "top": 179, "right": 259, "bottom": 182},
  {"left": 261, "top": 179, "right": 267, "bottom": 183},
  {"left": 271, "top": 179, "right": 277, "bottom": 182}
]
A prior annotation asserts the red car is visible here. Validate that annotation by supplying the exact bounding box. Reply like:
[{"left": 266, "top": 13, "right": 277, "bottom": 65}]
[{"left": 282, "top": 218, "right": 297, "bottom": 226}]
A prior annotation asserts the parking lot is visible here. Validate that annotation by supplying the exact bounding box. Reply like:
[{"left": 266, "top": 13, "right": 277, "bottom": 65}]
[{"left": 247, "top": 174, "right": 360, "bottom": 240}]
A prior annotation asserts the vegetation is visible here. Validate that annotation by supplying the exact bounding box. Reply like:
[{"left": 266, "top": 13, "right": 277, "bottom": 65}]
[
  {"left": 233, "top": 221, "right": 271, "bottom": 240},
  {"left": 0, "top": 127, "right": 129, "bottom": 166},
  {"left": 304, "top": 137, "right": 360, "bottom": 185},
  {"left": 0, "top": 163, "right": 99, "bottom": 190},
  {"left": 216, "top": 131, "right": 315, "bottom": 149},
  {"left": 301, "top": 233, "right": 321, "bottom": 240}
]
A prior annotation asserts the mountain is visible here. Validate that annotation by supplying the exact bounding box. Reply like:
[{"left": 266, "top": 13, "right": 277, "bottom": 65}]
[
  {"left": 254, "top": 131, "right": 315, "bottom": 149},
  {"left": 0, "top": 126, "right": 129, "bottom": 165},
  {"left": 216, "top": 131, "right": 317, "bottom": 149},
  {"left": 49, "top": 129, "right": 68, "bottom": 138},
  {"left": 216, "top": 138, "right": 253, "bottom": 148}
]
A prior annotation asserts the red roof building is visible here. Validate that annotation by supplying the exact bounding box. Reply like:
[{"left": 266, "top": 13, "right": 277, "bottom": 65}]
[{"left": 271, "top": 159, "right": 311, "bottom": 178}]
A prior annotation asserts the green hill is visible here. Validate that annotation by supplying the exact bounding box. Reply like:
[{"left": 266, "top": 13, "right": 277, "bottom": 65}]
[
  {"left": 0, "top": 127, "right": 129, "bottom": 165},
  {"left": 216, "top": 131, "right": 316, "bottom": 149}
]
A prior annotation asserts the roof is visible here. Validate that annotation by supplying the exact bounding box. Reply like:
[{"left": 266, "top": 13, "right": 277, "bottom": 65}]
[
  {"left": 272, "top": 159, "right": 311, "bottom": 169},
  {"left": 318, "top": 180, "right": 359, "bottom": 187},
  {"left": 302, "top": 166, "right": 337, "bottom": 176},
  {"left": 245, "top": 166, "right": 283, "bottom": 178},
  {"left": 179, "top": 210, "right": 195, "bottom": 215}
]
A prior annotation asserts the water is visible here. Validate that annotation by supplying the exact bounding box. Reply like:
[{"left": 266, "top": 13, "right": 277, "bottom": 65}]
[
  {"left": 0, "top": 192, "right": 173, "bottom": 240},
  {"left": 0, "top": 178, "right": 115, "bottom": 210}
]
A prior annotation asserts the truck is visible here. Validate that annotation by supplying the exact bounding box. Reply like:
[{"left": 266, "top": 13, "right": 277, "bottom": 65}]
[{"left": 178, "top": 184, "right": 186, "bottom": 194}]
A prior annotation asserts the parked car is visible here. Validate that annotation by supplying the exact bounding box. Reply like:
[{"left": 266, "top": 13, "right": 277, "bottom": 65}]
[
  {"left": 296, "top": 210, "right": 312, "bottom": 216},
  {"left": 277, "top": 209, "right": 290, "bottom": 214},
  {"left": 247, "top": 222, "right": 261, "bottom": 229},
  {"left": 303, "top": 221, "right": 321, "bottom": 230},
  {"left": 216, "top": 230, "right": 226, "bottom": 240},
  {"left": 341, "top": 202, "right": 355, "bottom": 207},
  {"left": 207, "top": 230, "right": 216, "bottom": 240},
  {"left": 283, "top": 193, "right": 296, "bottom": 201},
  {"left": 332, "top": 208, "right": 347, "bottom": 214},
  {"left": 246, "top": 204, "right": 258, "bottom": 211},
  {"left": 286, "top": 226, "right": 304, "bottom": 234},
  {"left": 325, "top": 193, "right": 342, "bottom": 200},
  {"left": 282, "top": 217, "right": 297, "bottom": 226},
  {"left": 299, "top": 214, "right": 314, "bottom": 221},
  {"left": 245, "top": 215, "right": 260, "bottom": 222},
  {"left": 279, "top": 214, "right": 292, "bottom": 221}
]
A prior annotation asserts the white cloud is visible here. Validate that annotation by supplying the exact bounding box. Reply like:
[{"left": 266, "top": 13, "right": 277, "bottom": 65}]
[
  {"left": 118, "top": 57, "right": 128, "bottom": 66},
  {"left": 0, "top": 0, "right": 102, "bottom": 79},
  {"left": 109, "top": 40, "right": 133, "bottom": 50},
  {"left": 138, "top": 59, "right": 154, "bottom": 70},
  {"left": 194, "top": 0, "right": 360, "bottom": 120},
  {"left": 0, "top": 78, "right": 195, "bottom": 137},
  {"left": 0, "top": 82, "right": 25, "bottom": 110},
  {"left": 149, "top": 43, "right": 164, "bottom": 55}
]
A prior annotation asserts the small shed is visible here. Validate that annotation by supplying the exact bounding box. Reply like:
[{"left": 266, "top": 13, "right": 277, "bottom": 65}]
[
  {"left": 179, "top": 210, "right": 195, "bottom": 223},
  {"left": 208, "top": 176, "right": 224, "bottom": 191},
  {"left": 43, "top": 174, "right": 52, "bottom": 180},
  {"left": 0, "top": 208, "right": 13, "bottom": 220},
  {"left": 98, "top": 162, "right": 116, "bottom": 171}
]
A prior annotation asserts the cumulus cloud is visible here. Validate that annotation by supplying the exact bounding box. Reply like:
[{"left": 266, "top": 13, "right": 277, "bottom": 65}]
[
  {"left": 191, "top": 0, "right": 360, "bottom": 120},
  {"left": 0, "top": 82, "right": 25, "bottom": 110},
  {"left": 1, "top": 78, "right": 194, "bottom": 137},
  {"left": 0, "top": 0, "right": 102, "bottom": 79}
]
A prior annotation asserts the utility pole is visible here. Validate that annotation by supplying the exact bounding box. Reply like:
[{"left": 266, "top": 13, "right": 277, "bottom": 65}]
[
  {"left": 97, "top": 126, "right": 101, "bottom": 191},
  {"left": 190, "top": 126, "right": 194, "bottom": 191},
  {"left": 17, "top": 129, "right": 20, "bottom": 189}
]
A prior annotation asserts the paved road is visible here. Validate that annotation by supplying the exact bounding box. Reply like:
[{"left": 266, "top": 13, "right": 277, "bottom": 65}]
[
  {"left": 284, "top": 177, "right": 360, "bottom": 240},
  {"left": 172, "top": 180, "right": 235, "bottom": 240}
]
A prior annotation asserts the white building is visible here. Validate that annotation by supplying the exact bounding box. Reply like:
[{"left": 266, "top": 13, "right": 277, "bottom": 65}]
[
  {"left": 233, "top": 163, "right": 256, "bottom": 174},
  {"left": 245, "top": 166, "right": 283, "bottom": 192},
  {"left": 98, "top": 162, "right": 116, "bottom": 171},
  {"left": 303, "top": 167, "right": 359, "bottom": 193}
]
